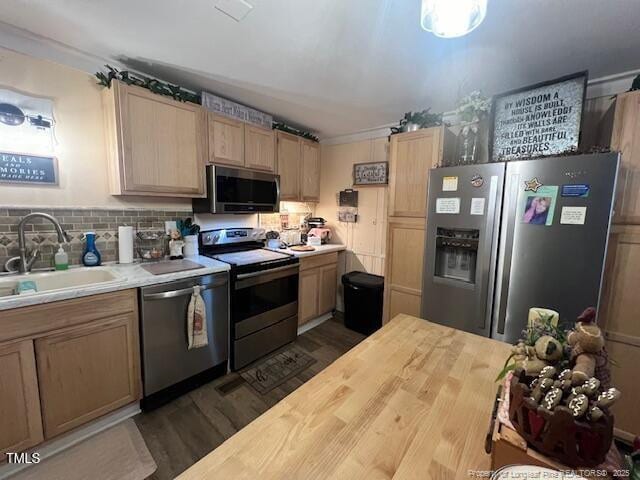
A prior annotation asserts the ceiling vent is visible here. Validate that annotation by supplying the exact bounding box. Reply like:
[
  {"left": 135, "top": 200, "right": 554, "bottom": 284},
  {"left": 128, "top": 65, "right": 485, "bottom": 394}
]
[{"left": 213, "top": 0, "right": 253, "bottom": 22}]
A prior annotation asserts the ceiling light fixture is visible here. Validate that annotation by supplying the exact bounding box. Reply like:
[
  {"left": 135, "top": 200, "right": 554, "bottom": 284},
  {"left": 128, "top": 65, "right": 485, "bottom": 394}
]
[{"left": 420, "top": 0, "right": 488, "bottom": 38}]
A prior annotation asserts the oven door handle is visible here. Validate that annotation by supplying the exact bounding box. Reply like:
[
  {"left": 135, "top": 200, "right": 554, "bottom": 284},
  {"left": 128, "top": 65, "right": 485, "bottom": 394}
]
[
  {"left": 236, "top": 264, "right": 299, "bottom": 280},
  {"left": 143, "top": 280, "right": 226, "bottom": 300}
]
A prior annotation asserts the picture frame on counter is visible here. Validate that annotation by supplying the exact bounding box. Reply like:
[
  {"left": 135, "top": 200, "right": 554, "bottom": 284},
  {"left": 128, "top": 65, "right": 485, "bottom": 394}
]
[
  {"left": 353, "top": 161, "right": 388, "bottom": 186},
  {"left": 490, "top": 71, "right": 587, "bottom": 162},
  {"left": 0, "top": 151, "right": 58, "bottom": 186}
]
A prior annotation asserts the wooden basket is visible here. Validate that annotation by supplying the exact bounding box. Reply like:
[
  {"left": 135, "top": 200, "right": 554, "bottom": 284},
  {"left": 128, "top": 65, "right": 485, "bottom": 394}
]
[{"left": 508, "top": 371, "right": 613, "bottom": 467}]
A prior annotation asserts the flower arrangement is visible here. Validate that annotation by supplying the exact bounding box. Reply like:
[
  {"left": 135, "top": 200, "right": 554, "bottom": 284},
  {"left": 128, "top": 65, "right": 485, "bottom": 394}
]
[{"left": 456, "top": 91, "right": 492, "bottom": 123}]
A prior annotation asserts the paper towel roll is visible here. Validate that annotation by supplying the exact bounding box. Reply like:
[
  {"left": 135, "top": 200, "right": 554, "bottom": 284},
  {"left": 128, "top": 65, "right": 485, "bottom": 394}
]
[{"left": 118, "top": 226, "right": 134, "bottom": 264}]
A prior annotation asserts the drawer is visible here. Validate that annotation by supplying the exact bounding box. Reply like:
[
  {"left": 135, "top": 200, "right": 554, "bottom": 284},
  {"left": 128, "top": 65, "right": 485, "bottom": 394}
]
[
  {"left": 0, "top": 289, "right": 137, "bottom": 343},
  {"left": 299, "top": 252, "right": 338, "bottom": 271}
]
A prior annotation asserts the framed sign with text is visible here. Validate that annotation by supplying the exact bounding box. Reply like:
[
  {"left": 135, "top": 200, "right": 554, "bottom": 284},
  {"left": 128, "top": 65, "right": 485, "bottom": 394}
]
[
  {"left": 490, "top": 71, "right": 587, "bottom": 162},
  {"left": 0, "top": 152, "right": 58, "bottom": 185},
  {"left": 353, "top": 161, "right": 388, "bottom": 185}
]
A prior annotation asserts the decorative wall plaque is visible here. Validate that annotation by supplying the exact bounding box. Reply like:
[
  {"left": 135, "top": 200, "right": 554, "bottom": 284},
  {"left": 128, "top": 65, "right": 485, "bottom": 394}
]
[
  {"left": 0, "top": 152, "right": 58, "bottom": 185},
  {"left": 490, "top": 71, "right": 587, "bottom": 162},
  {"left": 201, "top": 91, "right": 273, "bottom": 129},
  {"left": 353, "top": 162, "right": 388, "bottom": 185}
]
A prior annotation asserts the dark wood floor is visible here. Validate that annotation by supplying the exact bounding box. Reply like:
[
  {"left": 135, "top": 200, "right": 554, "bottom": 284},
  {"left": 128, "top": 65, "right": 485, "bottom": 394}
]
[{"left": 135, "top": 316, "right": 366, "bottom": 480}]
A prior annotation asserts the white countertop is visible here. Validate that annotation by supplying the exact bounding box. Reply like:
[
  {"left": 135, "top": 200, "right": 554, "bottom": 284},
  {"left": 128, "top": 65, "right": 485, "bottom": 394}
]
[
  {"left": 0, "top": 255, "right": 230, "bottom": 312},
  {"left": 268, "top": 243, "right": 347, "bottom": 258}
]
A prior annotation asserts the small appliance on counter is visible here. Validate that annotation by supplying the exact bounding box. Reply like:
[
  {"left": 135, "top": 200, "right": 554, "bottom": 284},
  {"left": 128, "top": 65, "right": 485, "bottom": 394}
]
[{"left": 305, "top": 217, "right": 332, "bottom": 244}]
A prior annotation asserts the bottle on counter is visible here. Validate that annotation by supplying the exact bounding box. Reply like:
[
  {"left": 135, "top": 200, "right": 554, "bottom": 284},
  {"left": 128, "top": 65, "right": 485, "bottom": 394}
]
[
  {"left": 82, "top": 232, "right": 102, "bottom": 267},
  {"left": 54, "top": 244, "right": 69, "bottom": 271}
]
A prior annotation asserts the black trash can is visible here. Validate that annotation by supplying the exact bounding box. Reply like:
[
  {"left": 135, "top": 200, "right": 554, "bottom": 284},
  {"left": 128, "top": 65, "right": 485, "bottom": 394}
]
[{"left": 342, "top": 271, "right": 384, "bottom": 335}]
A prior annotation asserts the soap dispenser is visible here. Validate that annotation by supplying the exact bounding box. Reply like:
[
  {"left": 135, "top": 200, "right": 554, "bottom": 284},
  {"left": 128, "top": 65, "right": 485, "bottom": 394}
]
[
  {"left": 54, "top": 244, "right": 69, "bottom": 270},
  {"left": 82, "top": 232, "right": 102, "bottom": 266}
]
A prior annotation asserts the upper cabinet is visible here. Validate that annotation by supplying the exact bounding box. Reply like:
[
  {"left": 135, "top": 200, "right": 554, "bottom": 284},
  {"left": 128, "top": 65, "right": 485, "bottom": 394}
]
[
  {"left": 277, "top": 131, "right": 301, "bottom": 200},
  {"left": 301, "top": 141, "right": 321, "bottom": 202},
  {"left": 276, "top": 131, "right": 320, "bottom": 202},
  {"left": 388, "top": 127, "right": 446, "bottom": 218},
  {"left": 208, "top": 113, "right": 245, "bottom": 167},
  {"left": 103, "top": 81, "right": 207, "bottom": 198},
  {"left": 611, "top": 90, "right": 640, "bottom": 224},
  {"left": 207, "top": 113, "right": 276, "bottom": 173},
  {"left": 245, "top": 124, "right": 276, "bottom": 172}
]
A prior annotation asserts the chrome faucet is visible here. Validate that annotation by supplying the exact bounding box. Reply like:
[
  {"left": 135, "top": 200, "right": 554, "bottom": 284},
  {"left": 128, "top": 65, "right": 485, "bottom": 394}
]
[{"left": 17, "top": 213, "right": 68, "bottom": 273}]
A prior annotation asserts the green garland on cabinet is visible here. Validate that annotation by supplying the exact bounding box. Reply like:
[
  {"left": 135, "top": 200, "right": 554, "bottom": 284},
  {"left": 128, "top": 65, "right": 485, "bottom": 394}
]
[
  {"left": 272, "top": 122, "right": 319, "bottom": 143},
  {"left": 95, "top": 65, "right": 201, "bottom": 104}
]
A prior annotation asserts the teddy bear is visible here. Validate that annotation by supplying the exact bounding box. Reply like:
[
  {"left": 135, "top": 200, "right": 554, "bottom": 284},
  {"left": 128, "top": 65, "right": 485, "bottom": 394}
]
[
  {"left": 567, "top": 307, "right": 609, "bottom": 387},
  {"left": 512, "top": 335, "right": 563, "bottom": 377}
]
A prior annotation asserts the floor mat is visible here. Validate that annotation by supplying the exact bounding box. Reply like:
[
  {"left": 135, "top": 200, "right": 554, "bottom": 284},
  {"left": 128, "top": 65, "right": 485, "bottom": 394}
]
[
  {"left": 240, "top": 344, "right": 316, "bottom": 395},
  {"left": 10, "top": 419, "right": 156, "bottom": 480}
]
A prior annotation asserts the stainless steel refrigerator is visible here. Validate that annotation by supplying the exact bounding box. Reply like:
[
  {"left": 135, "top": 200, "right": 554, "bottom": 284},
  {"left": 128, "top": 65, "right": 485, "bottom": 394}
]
[{"left": 421, "top": 153, "right": 619, "bottom": 343}]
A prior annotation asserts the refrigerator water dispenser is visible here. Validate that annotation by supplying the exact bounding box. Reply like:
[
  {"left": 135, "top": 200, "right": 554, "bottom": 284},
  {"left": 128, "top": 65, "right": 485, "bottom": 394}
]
[{"left": 434, "top": 228, "right": 479, "bottom": 284}]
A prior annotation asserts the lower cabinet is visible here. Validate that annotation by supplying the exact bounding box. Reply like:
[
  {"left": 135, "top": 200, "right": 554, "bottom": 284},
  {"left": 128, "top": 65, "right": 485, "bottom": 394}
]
[
  {"left": 0, "top": 290, "right": 141, "bottom": 459},
  {"left": 298, "top": 253, "right": 338, "bottom": 326},
  {"left": 0, "top": 340, "right": 43, "bottom": 463},
  {"left": 36, "top": 313, "right": 141, "bottom": 438},
  {"left": 383, "top": 216, "right": 426, "bottom": 323}
]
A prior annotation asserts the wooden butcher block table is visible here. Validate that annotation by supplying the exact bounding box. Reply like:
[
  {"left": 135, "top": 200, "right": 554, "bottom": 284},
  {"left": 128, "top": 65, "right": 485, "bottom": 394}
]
[{"left": 178, "top": 314, "right": 511, "bottom": 480}]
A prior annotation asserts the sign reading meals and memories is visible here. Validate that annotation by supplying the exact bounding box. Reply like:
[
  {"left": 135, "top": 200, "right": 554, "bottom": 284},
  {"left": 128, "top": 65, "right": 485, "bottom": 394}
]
[
  {"left": 0, "top": 152, "right": 58, "bottom": 185},
  {"left": 491, "top": 72, "right": 587, "bottom": 162}
]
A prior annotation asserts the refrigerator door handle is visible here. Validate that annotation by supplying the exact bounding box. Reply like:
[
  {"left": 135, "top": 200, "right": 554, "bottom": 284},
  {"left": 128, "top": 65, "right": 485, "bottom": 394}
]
[
  {"left": 494, "top": 173, "right": 519, "bottom": 335},
  {"left": 481, "top": 175, "right": 501, "bottom": 331}
]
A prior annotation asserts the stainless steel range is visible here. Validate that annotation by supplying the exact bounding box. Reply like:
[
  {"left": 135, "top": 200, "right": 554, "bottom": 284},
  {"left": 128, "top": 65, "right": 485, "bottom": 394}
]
[{"left": 200, "top": 228, "right": 299, "bottom": 370}]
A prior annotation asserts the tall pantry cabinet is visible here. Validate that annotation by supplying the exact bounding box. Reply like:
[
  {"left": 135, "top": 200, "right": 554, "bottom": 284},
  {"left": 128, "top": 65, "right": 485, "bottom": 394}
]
[
  {"left": 599, "top": 89, "right": 640, "bottom": 440},
  {"left": 383, "top": 127, "right": 451, "bottom": 323}
]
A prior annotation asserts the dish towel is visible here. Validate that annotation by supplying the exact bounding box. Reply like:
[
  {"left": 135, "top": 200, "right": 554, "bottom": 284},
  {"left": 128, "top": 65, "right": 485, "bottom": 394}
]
[{"left": 187, "top": 285, "right": 208, "bottom": 349}]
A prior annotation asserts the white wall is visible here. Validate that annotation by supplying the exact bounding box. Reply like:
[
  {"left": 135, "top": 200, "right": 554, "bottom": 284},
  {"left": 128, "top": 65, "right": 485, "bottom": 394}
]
[{"left": 0, "top": 46, "right": 191, "bottom": 209}]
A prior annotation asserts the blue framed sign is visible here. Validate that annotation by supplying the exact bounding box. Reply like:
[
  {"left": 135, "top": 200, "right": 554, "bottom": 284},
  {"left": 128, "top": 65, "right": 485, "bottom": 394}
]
[{"left": 0, "top": 152, "right": 58, "bottom": 186}]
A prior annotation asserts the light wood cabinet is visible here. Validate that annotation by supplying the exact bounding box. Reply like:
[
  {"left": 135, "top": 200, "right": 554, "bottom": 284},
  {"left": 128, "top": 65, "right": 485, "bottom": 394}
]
[
  {"left": 103, "top": 80, "right": 206, "bottom": 197},
  {"left": 299, "top": 269, "right": 320, "bottom": 325},
  {"left": 301, "top": 141, "right": 321, "bottom": 202},
  {"left": 36, "top": 313, "right": 141, "bottom": 438},
  {"left": 0, "top": 289, "right": 141, "bottom": 454},
  {"left": 277, "top": 131, "right": 302, "bottom": 200},
  {"left": 276, "top": 131, "right": 321, "bottom": 202},
  {"left": 245, "top": 125, "right": 276, "bottom": 172},
  {"left": 611, "top": 90, "right": 640, "bottom": 224},
  {"left": 318, "top": 263, "right": 338, "bottom": 315},
  {"left": 208, "top": 113, "right": 245, "bottom": 167},
  {"left": 298, "top": 253, "right": 338, "bottom": 326},
  {"left": 384, "top": 217, "right": 426, "bottom": 322},
  {"left": 383, "top": 127, "right": 446, "bottom": 323},
  {"left": 599, "top": 224, "right": 640, "bottom": 439},
  {"left": 0, "top": 340, "right": 43, "bottom": 462},
  {"left": 388, "top": 127, "right": 445, "bottom": 218}
]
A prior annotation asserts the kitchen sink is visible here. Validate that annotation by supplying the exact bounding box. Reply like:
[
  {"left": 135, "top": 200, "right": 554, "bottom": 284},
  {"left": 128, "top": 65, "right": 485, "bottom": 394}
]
[{"left": 0, "top": 267, "right": 124, "bottom": 298}]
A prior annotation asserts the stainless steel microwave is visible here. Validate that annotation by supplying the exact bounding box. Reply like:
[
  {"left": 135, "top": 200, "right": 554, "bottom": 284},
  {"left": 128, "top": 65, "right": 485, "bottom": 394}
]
[{"left": 192, "top": 165, "right": 280, "bottom": 214}]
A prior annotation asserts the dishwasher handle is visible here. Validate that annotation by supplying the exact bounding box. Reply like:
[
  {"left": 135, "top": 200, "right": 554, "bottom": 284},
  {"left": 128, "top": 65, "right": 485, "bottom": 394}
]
[{"left": 143, "top": 278, "right": 227, "bottom": 300}]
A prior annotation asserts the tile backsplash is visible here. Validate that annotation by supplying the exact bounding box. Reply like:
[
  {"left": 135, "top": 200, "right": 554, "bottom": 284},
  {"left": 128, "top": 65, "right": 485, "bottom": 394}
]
[{"left": 0, "top": 207, "right": 192, "bottom": 271}]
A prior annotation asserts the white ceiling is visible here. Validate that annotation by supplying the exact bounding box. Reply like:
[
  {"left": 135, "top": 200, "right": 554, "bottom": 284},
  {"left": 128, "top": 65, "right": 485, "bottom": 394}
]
[{"left": 1, "top": 0, "right": 640, "bottom": 138}]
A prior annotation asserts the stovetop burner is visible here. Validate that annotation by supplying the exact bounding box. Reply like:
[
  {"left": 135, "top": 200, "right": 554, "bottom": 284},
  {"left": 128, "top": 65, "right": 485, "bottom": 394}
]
[
  {"left": 210, "top": 248, "right": 292, "bottom": 267},
  {"left": 199, "top": 227, "right": 298, "bottom": 273}
]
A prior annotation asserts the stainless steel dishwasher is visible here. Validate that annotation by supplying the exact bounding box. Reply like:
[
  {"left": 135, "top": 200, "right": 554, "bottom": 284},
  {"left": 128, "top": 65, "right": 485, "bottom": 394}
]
[{"left": 139, "top": 272, "right": 229, "bottom": 408}]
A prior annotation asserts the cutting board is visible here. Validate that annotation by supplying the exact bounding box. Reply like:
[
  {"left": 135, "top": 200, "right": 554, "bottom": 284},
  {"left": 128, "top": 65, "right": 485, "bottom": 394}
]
[{"left": 140, "top": 259, "right": 204, "bottom": 275}]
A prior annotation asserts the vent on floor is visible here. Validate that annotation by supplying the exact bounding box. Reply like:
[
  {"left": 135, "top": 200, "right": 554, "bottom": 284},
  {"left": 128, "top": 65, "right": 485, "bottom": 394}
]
[{"left": 213, "top": 0, "right": 253, "bottom": 21}]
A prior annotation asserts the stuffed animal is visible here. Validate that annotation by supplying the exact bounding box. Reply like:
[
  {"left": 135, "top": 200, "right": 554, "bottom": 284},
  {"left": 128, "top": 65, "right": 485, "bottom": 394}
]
[
  {"left": 567, "top": 307, "right": 608, "bottom": 386},
  {"left": 512, "top": 335, "right": 563, "bottom": 377}
]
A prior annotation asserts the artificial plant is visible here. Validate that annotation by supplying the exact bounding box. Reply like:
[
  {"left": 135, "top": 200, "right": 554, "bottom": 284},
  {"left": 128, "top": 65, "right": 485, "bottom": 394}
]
[
  {"left": 95, "top": 65, "right": 201, "bottom": 104},
  {"left": 391, "top": 108, "right": 443, "bottom": 134}
]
